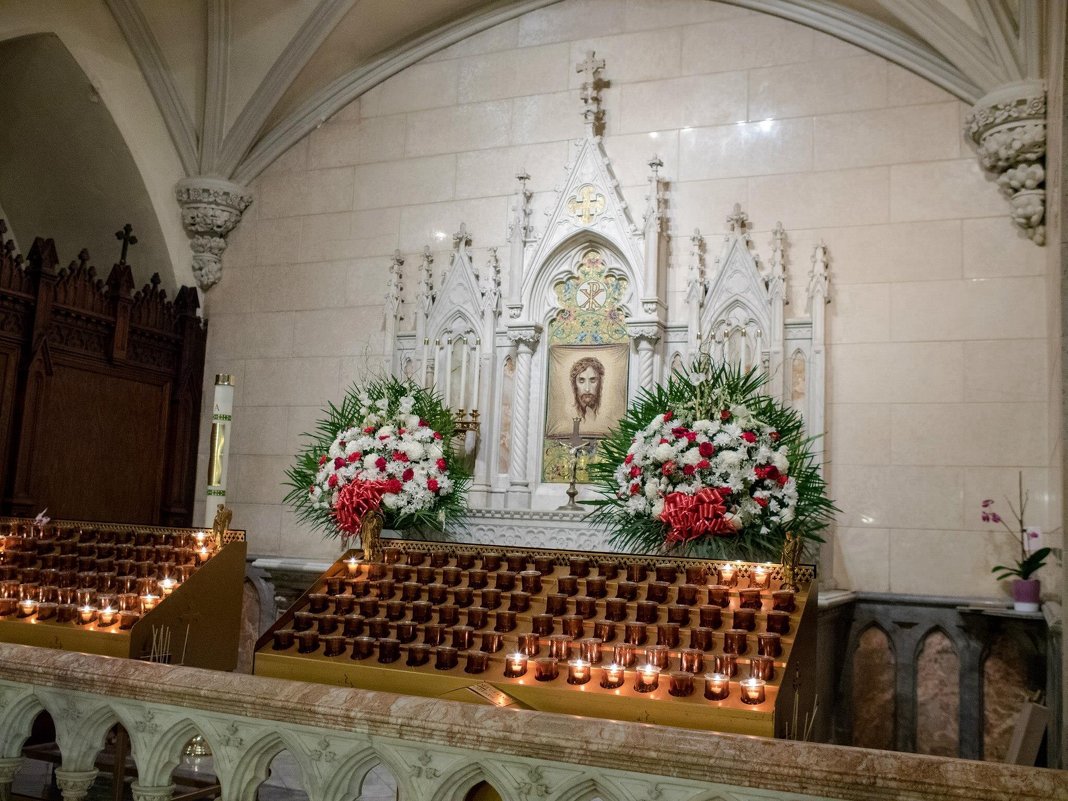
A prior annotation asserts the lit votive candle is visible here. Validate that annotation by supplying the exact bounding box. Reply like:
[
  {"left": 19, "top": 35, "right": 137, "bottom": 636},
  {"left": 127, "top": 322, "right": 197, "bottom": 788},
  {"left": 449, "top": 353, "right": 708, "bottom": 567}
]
[
  {"left": 194, "top": 531, "right": 207, "bottom": 547},
  {"left": 140, "top": 594, "right": 160, "bottom": 613},
  {"left": 18, "top": 598, "right": 37, "bottom": 617},
  {"left": 97, "top": 606, "right": 116, "bottom": 626},
  {"left": 197, "top": 546, "right": 210, "bottom": 564},
  {"left": 344, "top": 556, "right": 361, "bottom": 576},
  {"left": 158, "top": 577, "right": 177, "bottom": 596},
  {"left": 567, "top": 658, "right": 591, "bottom": 685},
  {"left": 634, "top": 664, "right": 661, "bottom": 693},
  {"left": 704, "top": 672, "right": 730, "bottom": 701},
  {"left": 78, "top": 604, "right": 95, "bottom": 624},
  {"left": 504, "top": 652, "right": 528, "bottom": 678},
  {"left": 718, "top": 563, "right": 737, "bottom": 587},
  {"left": 740, "top": 677, "right": 767, "bottom": 705},
  {"left": 600, "top": 662, "right": 625, "bottom": 689},
  {"left": 751, "top": 564, "right": 771, "bottom": 589}
]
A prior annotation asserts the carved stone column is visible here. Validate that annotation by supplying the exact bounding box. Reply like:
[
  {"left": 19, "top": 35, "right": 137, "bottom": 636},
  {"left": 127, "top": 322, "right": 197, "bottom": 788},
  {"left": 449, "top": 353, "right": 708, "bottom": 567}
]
[
  {"left": 629, "top": 325, "right": 661, "bottom": 389},
  {"left": 0, "top": 756, "right": 22, "bottom": 801},
  {"left": 964, "top": 80, "right": 1046, "bottom": 245},
  {"left": 506, "top": 324, "right": 542, "bottom": 507},
  {"left": 54, "top": 769, "right": 98, "bottom": 801},
  {"left": 131, "top": 782, "right": 175, "bottom": 801},
  {"left": 175, "top": 177, "right": 254, "bottom": 290}
]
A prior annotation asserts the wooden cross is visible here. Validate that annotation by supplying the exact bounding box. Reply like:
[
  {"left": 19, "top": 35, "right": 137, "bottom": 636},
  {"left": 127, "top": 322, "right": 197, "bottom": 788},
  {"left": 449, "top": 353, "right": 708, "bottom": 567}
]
[
  {"left": 115, "top": 223, "right": 138, "bottom": 263},
  {"left": 567, "top": 185, "right": 606, "bottom": 225}
]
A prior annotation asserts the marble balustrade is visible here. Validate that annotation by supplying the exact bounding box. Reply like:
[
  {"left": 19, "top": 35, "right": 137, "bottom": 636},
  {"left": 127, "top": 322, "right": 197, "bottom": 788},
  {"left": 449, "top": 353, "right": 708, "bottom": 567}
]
[{"left": 0, "top": 643, "right": 1062, "bottom": 801}]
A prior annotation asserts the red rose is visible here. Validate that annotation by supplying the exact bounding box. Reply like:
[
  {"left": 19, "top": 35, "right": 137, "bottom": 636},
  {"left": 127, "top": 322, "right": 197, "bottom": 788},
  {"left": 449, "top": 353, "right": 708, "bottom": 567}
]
[
  {"left": 419, "top": 418, "right": 426, "bottom": 426},
  {"left": 720, "top": 409, "right": 731, "bottom": 421},
  {"left": 671, "top": 427, "right": 688, "bottom": 439},
  {"left": 333, "top": 457, "right": 345, "bottom": 469},
  {"left": 436, "top": 458, "right": 447, "bottom": 471},
  {"left": 754, "top": 496, "right": 768, "bottom": 507},
  {"left": 318, "top": 455, "right": 328, "bottom": 466},
  {"left": 698, "top": 441, "right": 715, "bottom": 458},
  {"left": 363, "top": 426, "right": 375, "bottom": 434},
  {"left": 624, "top": 453, "right": 634, "bottom": 464},
  {"left": 778, "top": 473, "right": 789, "bottom": 486},
  {"left": 427, "top": 478, "right": 440, "bottom": 493},
  {"left": 741, "top": 431, "right": 757, "bottom": 443},
  {"left": 630, "top": 466, "right": 641, "bottom": 478},
  {"left": 718, "top": 486, "right": 733, "bottom": 496},
  {"left": 629, "top": 482, "right": 641, "bottom": 495},
  {"left": 697, "top": 459, "right": 710, "bottom": 469},
  {"left": 685, "top": 431, "right": 697, "bottom": 442},
  {"left": 663, "top": 411, "right": 674, "bottom": 422},
  {"left": 347, "top": 452, "right": 361, "bottom": 463},
  {"left": 433, "top": 432, "right": 442, "bottom": 440},
  {"left": 386, "top": 478, "right": 403, "bottom": 494},
  {"left": 393, "top": 450, "right": 409, "bottom": 462},
  {"left": 374, "top": 457, "right": 387, "bottom": 471},
  {"left": 402, "top": 468, "right": 414, "bottom": 482},
  {"left": 327, "top": 474, "right": 338, "bottom": 488},
  {"left": 661, "top": 461, "right": 676, "bottom": 476},
  {"left": 682, "top": 464, "right": 696, "bottom": 476}
]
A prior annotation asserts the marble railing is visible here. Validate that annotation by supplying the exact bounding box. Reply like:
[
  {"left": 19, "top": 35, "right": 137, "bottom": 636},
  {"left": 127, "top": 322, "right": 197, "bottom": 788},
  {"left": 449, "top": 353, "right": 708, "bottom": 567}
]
[{"left": 0, "top": 643, "right": 1062, "bottom": 801}]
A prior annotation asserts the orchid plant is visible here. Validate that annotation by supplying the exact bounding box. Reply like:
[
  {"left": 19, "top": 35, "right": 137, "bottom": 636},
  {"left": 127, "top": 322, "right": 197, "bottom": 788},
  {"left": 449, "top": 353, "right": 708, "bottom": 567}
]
[{"left": 982, "top": 473, "right": 1051, "bottom": 581}]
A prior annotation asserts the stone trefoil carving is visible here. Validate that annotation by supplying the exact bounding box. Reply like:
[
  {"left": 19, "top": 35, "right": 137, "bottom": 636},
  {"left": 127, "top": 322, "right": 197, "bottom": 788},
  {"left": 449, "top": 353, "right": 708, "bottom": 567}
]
[
  {"left": 964, "top": 80, "right": 1046, "bottom": 245},
  {"left": 175, "top": 177, "right": 253, "bottom": 290}
]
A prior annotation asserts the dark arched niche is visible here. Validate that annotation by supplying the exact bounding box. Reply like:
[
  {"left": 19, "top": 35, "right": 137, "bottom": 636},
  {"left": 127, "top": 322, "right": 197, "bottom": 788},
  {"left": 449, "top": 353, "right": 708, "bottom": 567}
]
[{"left": 0, "top": 33, "right": 173, "bottom": 288}]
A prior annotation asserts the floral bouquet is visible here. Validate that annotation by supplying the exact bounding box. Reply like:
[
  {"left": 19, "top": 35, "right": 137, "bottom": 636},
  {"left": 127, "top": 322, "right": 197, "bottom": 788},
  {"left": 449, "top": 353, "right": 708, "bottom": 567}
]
[
  {"left": 588, "top": 356, "right": 834, "bottom": 561},
  {"left": 285, "top": 377, "right": 469, "bottom": 544}
]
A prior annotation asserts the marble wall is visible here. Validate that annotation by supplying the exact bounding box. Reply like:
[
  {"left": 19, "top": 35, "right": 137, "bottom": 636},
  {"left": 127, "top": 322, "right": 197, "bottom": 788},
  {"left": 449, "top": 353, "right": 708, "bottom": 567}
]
[{"left": 200, "top": 0, "right": 1061, "bottom": 597}]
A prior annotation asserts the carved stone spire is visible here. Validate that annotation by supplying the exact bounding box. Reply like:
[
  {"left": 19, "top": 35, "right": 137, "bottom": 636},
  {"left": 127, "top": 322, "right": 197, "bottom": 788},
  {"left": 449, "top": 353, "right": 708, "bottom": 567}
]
[
  {"left": 175, "top": 177, "right": 253, "bottom": 290},
  {"left": 385, "top": 250, "right": 404, "bottom": 321},
  {"left": 576, "top": 50, "right": 606, "bottom": 137}
]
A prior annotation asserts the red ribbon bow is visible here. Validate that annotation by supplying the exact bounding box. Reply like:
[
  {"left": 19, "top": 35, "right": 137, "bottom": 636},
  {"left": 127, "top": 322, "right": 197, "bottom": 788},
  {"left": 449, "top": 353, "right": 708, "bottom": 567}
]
[
  {"left": 661, "top": 487, "right": 737, "bottom": 543},
  {"left": 332, "top": 479, "right": 389, "bottom": 539}
]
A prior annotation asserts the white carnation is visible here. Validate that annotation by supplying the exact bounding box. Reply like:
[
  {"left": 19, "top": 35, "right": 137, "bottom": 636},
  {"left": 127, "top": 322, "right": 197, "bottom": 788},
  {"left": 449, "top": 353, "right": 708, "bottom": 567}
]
[{"left": 654, "top": 443, "right": 675, "bottom": 461}]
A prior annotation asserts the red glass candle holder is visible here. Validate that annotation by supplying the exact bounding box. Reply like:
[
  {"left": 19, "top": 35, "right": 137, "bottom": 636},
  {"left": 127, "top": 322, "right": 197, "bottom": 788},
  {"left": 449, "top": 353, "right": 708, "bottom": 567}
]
[
  {"left": 534, "top": 657, "right": 558, "bottom": 681},
  {"left": 723, "top": 629, "right": 749, "bottom": 655},
  {"left": 634, "top": 664, "right": 660, "bottom": 693},
  {"left": 593, "top": 619, "right": 616, "bottom": 643},
  {"left": 704, "top": 672, "right": 730, "bottom": 700},
  {"left": 494, "top": 609, "right": 517, "bottom": 632}
]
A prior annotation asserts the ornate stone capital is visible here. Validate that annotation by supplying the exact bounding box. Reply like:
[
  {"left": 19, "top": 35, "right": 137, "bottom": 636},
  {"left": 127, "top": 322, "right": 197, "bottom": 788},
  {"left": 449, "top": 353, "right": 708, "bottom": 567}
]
[
  {"left": 507, "top": 323, "right": 542, "bottom": 350},
  {"left": 628, "top": 322, "right": 661, "bottom": 346},
  {"left": 55, "top": 769, "right": 98, "bottom": 801},
  {"left": 964, "top": 80, "right": 1046, "bottom": 245},
  {"left": 175, "top": 177, "right": 253, "bottom": 290},
  {"left": 0, "top": 756, "right": 22, "bottom": 785}
]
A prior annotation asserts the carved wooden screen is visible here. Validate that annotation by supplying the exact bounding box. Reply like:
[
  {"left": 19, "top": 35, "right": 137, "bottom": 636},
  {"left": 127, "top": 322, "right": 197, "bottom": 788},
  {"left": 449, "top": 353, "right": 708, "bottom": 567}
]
[{"left": 0, "top": 230, "right": 207, "bottom": 524}]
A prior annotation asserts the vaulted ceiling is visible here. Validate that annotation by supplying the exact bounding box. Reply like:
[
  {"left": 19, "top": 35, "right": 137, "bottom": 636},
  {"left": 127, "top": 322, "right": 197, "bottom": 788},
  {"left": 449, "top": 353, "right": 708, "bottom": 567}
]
[{"left": 107, "top": 0, "right": 1052, "bottom": 187}]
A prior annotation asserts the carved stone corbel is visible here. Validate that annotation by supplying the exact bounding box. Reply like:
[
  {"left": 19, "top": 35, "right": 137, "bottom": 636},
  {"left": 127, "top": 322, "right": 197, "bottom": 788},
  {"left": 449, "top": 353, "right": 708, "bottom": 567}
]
[
  {"left": 964, "top": 80, "right": 1046, "bottom": 245},
  {"left": 175, "top": 177, "right": 254, "bottom": 290}
]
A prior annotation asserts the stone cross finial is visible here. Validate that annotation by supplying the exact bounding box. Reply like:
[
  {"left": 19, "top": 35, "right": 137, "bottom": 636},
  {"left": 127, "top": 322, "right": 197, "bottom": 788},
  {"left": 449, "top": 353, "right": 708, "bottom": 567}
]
[
  {"left": 453, "top": 223, "right": 471, "bottom": 253},
  {"left": 648, "top": 155, "right": 663, "bottom": 178},
  {"left": 114, "top": 223, "right": 138, "bottom": 263},
  {"left": 726, "top": 203, "right": 750, "bottom": 233}
]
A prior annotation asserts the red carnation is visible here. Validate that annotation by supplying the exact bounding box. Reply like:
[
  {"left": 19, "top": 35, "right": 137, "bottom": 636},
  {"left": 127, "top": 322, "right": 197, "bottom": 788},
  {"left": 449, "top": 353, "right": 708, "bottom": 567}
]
[
  {"left": 770, "top": 431, "right": 780, "bottom": 442},
  {"left": 427, "top": 477, "right": 440, "bottom": 493},
  {"left": 318, "top": 454, "right": 328, "bottom": 466},
  {"left": 682, "top": 464, "right": 696, "bottom": 476},
  {"left": 436, "top": 458, "right": 447, "bottom": 471},
  {"left": 374, "top": 457, "right": 387, "bottom": 471},
  {"left": 698, "top": 441, "right": 715, "bottom": 458},
  {"left": 624, "top": 453, "right": 634, "bottom": 464},
  {"left": 339, "top": 440, "right": 346, "bottom": 448},
  {"left": 385, "top": 478, "right": 403, "bottom": 494},
  {"left": 419, "top": 418, "right": 427, "bottom": 426},
  {"left": 433, "top": 432, "right": 442, "bottom": 440},
  {"left": 397, "top": 428, "right": 406, "bottom": 435},
  {"left": 629, "top": 482, "right": 641, "bottom": 495},
  {"left": 661, "top": 461, "right": 676, "bottom": 476},
  {"left": 347, "top": 452, "right": 361, "bottom": 463},
  {"left": 697, "top": 459, "right": 710, "bottom": 469},
  {"left": 402, "top": 468, "right": 414, "bottom": 482},
  {"left": 720, "top": 409, "right": 731, "bottom": 421},
  {"left": 630, "top": 466, "right": 641, "bottom": 478},
  {"left": 393, "top": 450, "right": 409, "bottom": 462},
  {"left": 363, "top": 426, "right": 375, "bottom": 434},
  {"left": 754, "top": 497, "right": 768, "bottom": 507},
  {"left": 659, "top": 437, "right": 670, "bottom": 445},
  {"left": 333, "top": 457, "right": 345, "bottom": 469},
  {"left": 685, "top": 431, "right": 697, "bottom": 442},
  {"left": 663, "top": 411, "right": 674, "bottom": 422},
  {"left": 741, "top": 431, "right": 757, "bottom": 443},
  {"left": 671, "top": 426, "right": 688, "bottom": 439},
  {"left": 777, "top": 473, "right": 789, "bottom": 486},
  {"left": 327, "top": 474, "right": 338, "bottom": 488}
]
